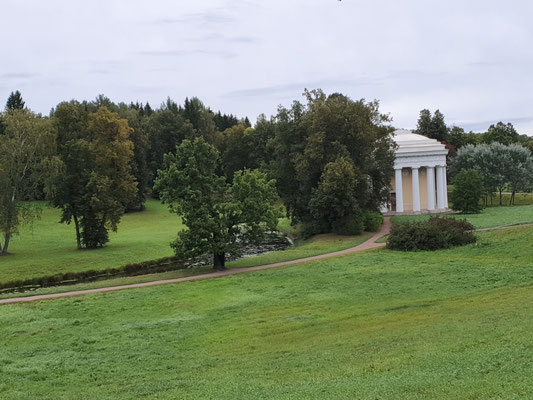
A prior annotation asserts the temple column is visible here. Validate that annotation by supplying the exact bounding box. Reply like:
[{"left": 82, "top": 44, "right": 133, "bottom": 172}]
[
  {"left": 412, "top": 167, "right": 421, "bottom": 212},
  {"left": 436, "top": 165, "right": 445, "bottom": 209},
  {"left": 395, "top": 168, "right": 404, "bottom": 212},
  {"left": 443, "top": 167, "right": 449, "bottom": 208},
  {"left": 426, "top": 166, "right": 436, "bottom": 211}
]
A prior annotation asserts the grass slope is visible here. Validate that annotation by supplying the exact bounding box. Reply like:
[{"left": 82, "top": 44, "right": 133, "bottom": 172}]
[
  {"left": 392, "top": 204, "right": 533, "bottom": 228},
  {"left": 1, "top": 225, "right": 532, "bottom": 399}
]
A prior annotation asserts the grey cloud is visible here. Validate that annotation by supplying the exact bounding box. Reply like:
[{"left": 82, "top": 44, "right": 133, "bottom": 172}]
[
  {"left": 224, "top": 78, "right": 384, "bottom": 99},
  {"left": 1, "top": 72, "right": 36, "bottom": 79},
  {"left": 137, "top": 49, "right": 237, "bottom": 58},
  {"left": 457, "top": 117, "right": 533, "bottom": 132},
  {"left": 154, "top": 10, "right": 235, "bottom": 26}
]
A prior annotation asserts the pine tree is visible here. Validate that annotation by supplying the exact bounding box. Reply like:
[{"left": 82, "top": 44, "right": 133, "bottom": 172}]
[{"left": 5, "top": 90, "right": 25, "bottom": 111}]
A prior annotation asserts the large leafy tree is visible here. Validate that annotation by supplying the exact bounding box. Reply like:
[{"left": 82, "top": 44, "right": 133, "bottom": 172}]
[
  {"left": 183, "top": 97, "right": 217, "bottom": 143},
  {"left": 483, "top": 121, "right": 519, "bottom": 145},
  {"left": 269, "top": 90, "right": 395, "bottom": 235},
  {"left": 214, "top": 121, "right": 275, "bottom": 181},
  {"left": 0, "top": 109, "right": 54, "bottom": 254},
  {"left": 450, "top": 169, "right": 484, "bottom": 213},
  {"left": 449, "top": 142, "right": 533, "bottom": 206},
  {"left": 117, "top": 104, "right": 150, "bottom": 210},
  {"left": 146, "top": 106, "right": 195, "bottom": 185},
  {"left": 50, "top": 106, "right": 137, "bottom": 249},
  {"left": 154, "top": 138, "right": 280, "bottom": 270}
]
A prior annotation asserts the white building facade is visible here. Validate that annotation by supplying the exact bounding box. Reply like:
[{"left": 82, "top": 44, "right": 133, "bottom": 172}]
[{"left": 383, "top": 129, "right": 449, "bottom": 214}]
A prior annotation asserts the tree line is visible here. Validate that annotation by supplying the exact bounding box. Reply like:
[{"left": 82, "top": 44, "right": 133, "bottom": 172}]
[
  {"left": 415, "top": 109, "right": 533, "bottom": 208},
  {"left": 0, "top": 89, "right": 396, "bottom": 259},
  {"left": 415, "top": 108, "right": 533, "bottom": 154}
]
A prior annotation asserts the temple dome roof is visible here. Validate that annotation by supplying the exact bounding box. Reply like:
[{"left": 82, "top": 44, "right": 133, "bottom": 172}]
[{"left": 393, "top": 129, "right": 448, "bottom": 155}]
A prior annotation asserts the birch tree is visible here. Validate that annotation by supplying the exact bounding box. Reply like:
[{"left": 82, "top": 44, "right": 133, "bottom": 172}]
[{"left": 0, "top": 109, "right": 54, "bottom": 254}]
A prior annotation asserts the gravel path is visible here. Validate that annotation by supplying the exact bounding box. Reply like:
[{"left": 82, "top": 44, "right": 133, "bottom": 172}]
[{"left": 0, "top": 218, "right": 391, "bottom": 305}]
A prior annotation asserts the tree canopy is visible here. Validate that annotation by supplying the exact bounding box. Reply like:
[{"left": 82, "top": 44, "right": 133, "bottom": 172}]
[
  {"left": 268, "top": 89, "right": 395, "bottom": 235},
  {"left": 154, "top": 138, "right": 281, "bottom": 269},
  {"left": 449, "top": 143, "right": 533, "bottom": 205},
  {"left": 0, "top": 109, "right": 54, "bottom": 254},
  {"left": 415, "top": 109, "right": 449, "bottom": 142},
  {"left": 49, "top": 106, "right": 137, "bottom": 249},
  {"left": 5, "top": 90, "right": 25, "bottom": 111}
]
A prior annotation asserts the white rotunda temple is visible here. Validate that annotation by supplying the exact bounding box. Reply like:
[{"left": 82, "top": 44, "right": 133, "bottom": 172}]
[{"left": 383, "top": 129, "right": 449, "bottom": 214}]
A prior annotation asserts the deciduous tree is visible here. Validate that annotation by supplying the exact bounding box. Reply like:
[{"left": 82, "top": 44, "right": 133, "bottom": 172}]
[
  {"left": 269, "top": 90, "right": 394, "bottom": 235},
  {"left": 50, "top": 106, "right": 137, "bottom": 249},
  {"left": 450, "top": 169, "right": 484, "bottom": 213},
  {"left": 0, "top": 109, "right": 54, "bottom": 254},
  {"left": 154, "top": 138, "right": 280, "bottom": 270}
]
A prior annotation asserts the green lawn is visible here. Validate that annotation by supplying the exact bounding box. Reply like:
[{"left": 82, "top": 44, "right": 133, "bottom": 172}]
[
  {"left": 0, "top": 233, "right": 373, "bottom": 300},
  {"left": 228, "top": 232, "right": 373, "bottom": 268},
  {"left": 0, "top": 200, "right": 181, "bottom": 283},
  {"left": 0, "top": 201, "right": 373, "bottom": 285},
  {"left": 392, "top": 204, "right": 533, "bottom": 228},
  {"left": 1, "top": 225, "right": 532, "bottom": 399}
]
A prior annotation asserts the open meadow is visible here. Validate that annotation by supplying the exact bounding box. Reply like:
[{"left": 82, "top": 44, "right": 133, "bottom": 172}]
[{"left": 1, "top": 222, "right": 532, "bottom": 399}]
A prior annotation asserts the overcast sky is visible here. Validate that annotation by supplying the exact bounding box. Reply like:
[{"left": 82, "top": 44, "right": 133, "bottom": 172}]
[{"left": 2, "top": 0, "right": 532, "bottom": 134}]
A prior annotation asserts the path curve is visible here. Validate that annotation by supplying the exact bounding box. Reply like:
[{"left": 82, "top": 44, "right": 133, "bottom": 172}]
[{"left": 0, "top": 218, "right": 391, "bottom": 305}]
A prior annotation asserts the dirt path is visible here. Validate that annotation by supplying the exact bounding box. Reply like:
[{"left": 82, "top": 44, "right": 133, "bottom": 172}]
[{"left": 0, "top": 218, "right": 392, "bottom": 305}]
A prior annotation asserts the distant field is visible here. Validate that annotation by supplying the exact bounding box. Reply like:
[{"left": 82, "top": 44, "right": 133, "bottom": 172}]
[
  {"left": 392, "top": 204, "right": 533, "bottom": 229},
  {"left": 0, "top": 200, "right": 181, "bottom": 283},
  {"left": 1, "top": 225, "right": 532, "bottom": 399}
]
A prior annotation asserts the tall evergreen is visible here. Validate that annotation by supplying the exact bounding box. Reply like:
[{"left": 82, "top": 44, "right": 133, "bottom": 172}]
[{"left": 5, "top": 90, "right": 25, "bottom": 111}]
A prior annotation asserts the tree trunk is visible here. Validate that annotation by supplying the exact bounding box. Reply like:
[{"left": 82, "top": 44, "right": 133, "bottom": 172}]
[
  {"left": 73, "top": 214, "right": 82, "bottom": 250},
  {"left": 509, "top": 191, "right": 515, "bottom": 206},
  {"left": 2, "top": 233, "right": 11, "bottom": 255},
  {"left": 213, "top": 253, "right": 226, "bottom": 270},
  {"left": 499, "top": 189, "right": 503, "bottom": 206}
]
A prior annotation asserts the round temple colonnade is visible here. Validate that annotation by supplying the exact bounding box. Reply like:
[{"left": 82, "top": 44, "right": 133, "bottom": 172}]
[{"left": 383, "top": 130, "right": 449, "bottom": 214}]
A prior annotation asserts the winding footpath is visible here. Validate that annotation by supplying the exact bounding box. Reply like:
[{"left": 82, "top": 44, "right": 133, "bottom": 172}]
[{"left": 0, "top": 218, "right": 392, "bottom": 305}]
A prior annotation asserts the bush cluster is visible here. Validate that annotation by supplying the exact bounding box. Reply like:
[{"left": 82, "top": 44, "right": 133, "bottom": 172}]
[
  {"left": 387, "top": 216, "right": 476, "bottom": 251},
  {"left": 331, "top": 213, "right": 364, "bottom": 235},
  {"left": 363, "top": 211, "right": 384, "bottom": 232}
]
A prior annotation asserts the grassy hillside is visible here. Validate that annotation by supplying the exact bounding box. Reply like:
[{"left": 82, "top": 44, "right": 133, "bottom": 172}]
[{"left": 1, "top": 225, "right": 532, "bottom": 399}]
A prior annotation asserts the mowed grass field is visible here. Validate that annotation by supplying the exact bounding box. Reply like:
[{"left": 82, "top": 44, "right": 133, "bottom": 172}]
[
  {"left": 0, "top": 200, "right": 372, "bottom": 285},
  {"left": 393, "top": 204, "right": 533, "bottom": 228},
  {"left": 1, "top": 225, "right": 533, "bottom": 399},
  {"left": 0, "top": 200, "right": 181, "bottom": 283}
]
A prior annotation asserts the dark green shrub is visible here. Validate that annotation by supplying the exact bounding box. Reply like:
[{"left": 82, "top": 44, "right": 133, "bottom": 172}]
[
  {"left": 301, "top": 219, "right": 331, "bottom": 239},
  {"left": 363, "top": 211, "right": 384, "bottom": 232},
  {"left": 332, "top": 213, "right": 364, "bottom": 235},
  {"left": 451, "top": 169, "right": 484, "bottom": 213},
  {"left": 387, "top": 216, "right": 475, "bottom": 251}
]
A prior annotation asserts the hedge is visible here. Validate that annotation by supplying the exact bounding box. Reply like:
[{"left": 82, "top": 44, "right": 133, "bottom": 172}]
[{"left": 386, "top": 216, "right": 476, "bottom": 251}]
